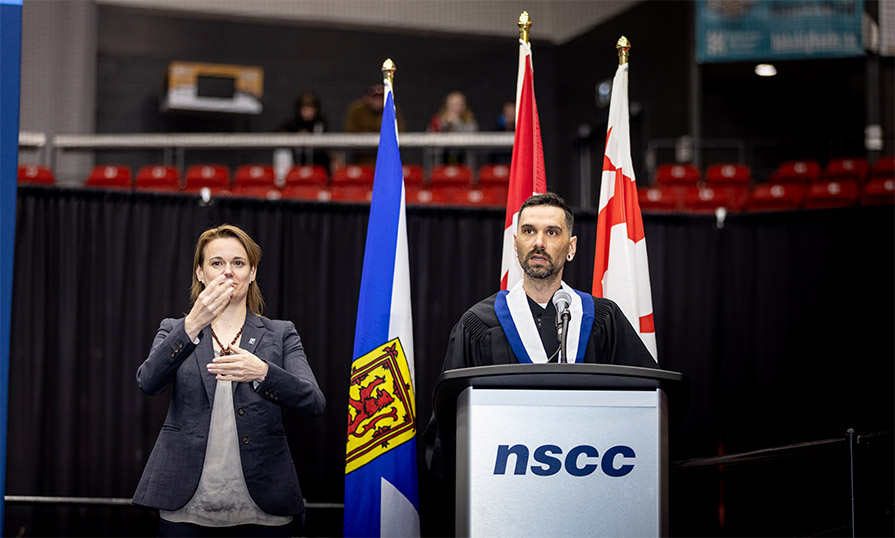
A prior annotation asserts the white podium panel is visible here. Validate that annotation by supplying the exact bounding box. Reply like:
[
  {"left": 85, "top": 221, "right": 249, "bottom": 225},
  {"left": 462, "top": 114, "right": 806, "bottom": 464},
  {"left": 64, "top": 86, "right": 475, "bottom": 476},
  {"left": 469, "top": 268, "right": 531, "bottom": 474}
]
[{"left": 456, "top": 388, "right": 667, "bottom": 537}]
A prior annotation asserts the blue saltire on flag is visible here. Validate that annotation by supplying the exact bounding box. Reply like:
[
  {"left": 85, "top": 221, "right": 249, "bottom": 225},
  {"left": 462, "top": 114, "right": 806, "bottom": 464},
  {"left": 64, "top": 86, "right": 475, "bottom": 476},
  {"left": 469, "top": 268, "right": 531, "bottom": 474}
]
[
  {"left": 344, "top": 78, "right": 420, "bottom": 538},
  {"left": 0, "top": 0, "right": 23, "bottom": 531}
]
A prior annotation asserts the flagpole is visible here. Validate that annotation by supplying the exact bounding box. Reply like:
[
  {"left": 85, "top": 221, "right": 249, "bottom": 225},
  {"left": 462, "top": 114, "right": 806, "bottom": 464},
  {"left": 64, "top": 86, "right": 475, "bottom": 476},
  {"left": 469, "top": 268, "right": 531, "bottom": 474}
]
[
  {"left": 617, "top": 35, "right": 630, "bottom": 65},
  {"left": 382, "top": 58, "right": 396, "bottom": 87},
  {"left": 514, "top": 10, "right": 532, "bottom": 122},
  {"left": 518, "top": 10, "right": 531, "bottom": 43}
]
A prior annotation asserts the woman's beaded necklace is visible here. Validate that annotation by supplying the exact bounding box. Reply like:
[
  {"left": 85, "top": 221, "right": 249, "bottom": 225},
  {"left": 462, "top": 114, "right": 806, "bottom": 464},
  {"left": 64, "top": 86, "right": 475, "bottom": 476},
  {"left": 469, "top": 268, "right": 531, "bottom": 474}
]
[{"left": 210, "top": 326, "right": 243, "bottom": 356}]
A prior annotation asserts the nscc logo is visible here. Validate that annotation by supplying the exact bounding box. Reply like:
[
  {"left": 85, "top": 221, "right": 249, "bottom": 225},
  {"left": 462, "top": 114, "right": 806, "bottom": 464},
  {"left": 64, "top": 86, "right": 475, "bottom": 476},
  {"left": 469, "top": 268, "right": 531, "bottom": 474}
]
[{"left": 493, "top": 444, "right": 636, "bottom": 477}]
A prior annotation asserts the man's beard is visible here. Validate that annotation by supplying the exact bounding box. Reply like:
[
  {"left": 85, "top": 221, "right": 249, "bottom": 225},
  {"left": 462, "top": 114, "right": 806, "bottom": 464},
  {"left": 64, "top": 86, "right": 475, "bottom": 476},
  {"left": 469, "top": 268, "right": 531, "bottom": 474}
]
[{"left": 521, "top": 248, "right": 560, "bottom": 280}]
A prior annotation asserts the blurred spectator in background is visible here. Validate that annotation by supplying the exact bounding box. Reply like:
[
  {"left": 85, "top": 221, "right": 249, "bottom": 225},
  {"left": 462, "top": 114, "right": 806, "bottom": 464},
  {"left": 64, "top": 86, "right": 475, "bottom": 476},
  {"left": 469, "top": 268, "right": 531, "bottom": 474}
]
[
  {"left": 344, "top": 84, "right": 405, "bottom": 164},
  {"left": 428, "top": 91, "right": 478, "bottom": 164},
  {"left": 495, "top": 101, "right": 515, "bottom": 132},
  {"left": 344, "top": 84, "right": 405, "bottom": 133},
  {"left": 280, "top": 91, "right": 326, "bottom": 134},
  {"left": 428, "top": 91, "right": 478, "bottom": 133},
  {"left": 490, "top": 101, "right": 516, "bottom": 164},
  {"left": 278, "top": 91, "right": 331, "bottom": 169}
]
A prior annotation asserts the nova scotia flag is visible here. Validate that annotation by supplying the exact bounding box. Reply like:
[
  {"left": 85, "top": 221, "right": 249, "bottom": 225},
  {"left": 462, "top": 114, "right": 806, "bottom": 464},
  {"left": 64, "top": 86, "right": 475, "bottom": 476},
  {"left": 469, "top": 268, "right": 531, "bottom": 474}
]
[{"left": 344, "top": 62, "right": 420, "bottom": 538}]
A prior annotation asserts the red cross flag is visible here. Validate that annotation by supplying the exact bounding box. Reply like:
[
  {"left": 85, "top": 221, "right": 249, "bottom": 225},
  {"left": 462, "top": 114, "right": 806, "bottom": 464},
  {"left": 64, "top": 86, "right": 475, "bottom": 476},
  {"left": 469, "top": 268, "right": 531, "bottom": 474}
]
[{"left": 592, "top": 41, "right": 658, "bottom": 361}]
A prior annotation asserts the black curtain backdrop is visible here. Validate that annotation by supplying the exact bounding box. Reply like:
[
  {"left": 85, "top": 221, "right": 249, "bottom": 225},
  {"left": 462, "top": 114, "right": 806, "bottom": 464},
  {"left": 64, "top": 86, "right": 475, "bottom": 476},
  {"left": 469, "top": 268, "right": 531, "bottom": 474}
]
[{"left": 7, "top": 186, "right": 893, "bottom": 536}]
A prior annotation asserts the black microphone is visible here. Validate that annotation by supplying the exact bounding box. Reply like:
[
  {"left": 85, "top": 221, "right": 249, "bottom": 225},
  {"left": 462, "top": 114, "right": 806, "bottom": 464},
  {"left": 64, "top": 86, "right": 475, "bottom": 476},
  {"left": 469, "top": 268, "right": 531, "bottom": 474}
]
[{"left": 552, "top": 290, "right": 572, "bottom": 363}]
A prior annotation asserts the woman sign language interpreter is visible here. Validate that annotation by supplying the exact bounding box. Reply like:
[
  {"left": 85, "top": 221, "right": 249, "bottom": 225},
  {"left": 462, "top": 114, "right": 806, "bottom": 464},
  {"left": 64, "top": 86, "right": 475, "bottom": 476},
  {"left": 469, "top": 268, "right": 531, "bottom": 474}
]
[{"left": 133, "top": 224, "right": 325, "bottom": 538}]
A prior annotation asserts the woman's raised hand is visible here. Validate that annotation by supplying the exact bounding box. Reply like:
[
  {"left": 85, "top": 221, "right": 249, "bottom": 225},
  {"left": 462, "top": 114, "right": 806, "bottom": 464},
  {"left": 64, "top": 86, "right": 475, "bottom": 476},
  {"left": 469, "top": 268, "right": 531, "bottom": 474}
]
[{"left": 184, "top": 275, "right": 235, "bottom": 339}]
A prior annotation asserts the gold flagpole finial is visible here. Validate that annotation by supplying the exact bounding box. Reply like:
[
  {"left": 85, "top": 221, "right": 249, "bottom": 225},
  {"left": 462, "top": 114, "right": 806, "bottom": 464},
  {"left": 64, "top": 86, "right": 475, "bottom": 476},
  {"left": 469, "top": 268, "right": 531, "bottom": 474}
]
[
  {"left": 617, "top": 36, "right": 631, "bottom": 66},
  {"left": 382, "top": 58, "right": 396, "bottom": 85},
  {"left": 518, "top": 11, "right": 532, "bottom": 44}
]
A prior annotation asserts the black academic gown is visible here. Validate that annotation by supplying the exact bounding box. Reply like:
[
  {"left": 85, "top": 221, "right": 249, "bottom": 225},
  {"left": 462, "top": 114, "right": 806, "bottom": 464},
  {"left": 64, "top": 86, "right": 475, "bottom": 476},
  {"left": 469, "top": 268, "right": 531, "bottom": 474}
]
[{"left": 424, "top": 292, "right": 657, "bottom": 480}]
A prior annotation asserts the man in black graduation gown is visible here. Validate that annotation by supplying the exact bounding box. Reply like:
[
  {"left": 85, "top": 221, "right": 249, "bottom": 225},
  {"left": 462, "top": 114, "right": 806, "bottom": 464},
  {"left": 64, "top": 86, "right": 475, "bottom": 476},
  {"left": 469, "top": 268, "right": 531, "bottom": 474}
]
[{"left": 423, "top": 192, "right": 657, "bottom": 483}]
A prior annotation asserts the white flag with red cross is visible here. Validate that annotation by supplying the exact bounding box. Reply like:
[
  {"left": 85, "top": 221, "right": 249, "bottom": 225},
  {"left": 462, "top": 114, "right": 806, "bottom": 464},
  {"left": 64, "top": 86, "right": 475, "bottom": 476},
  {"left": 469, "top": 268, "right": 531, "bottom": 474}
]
[{"left": 593, "top": 62, "right": 658, "bottom": 361}]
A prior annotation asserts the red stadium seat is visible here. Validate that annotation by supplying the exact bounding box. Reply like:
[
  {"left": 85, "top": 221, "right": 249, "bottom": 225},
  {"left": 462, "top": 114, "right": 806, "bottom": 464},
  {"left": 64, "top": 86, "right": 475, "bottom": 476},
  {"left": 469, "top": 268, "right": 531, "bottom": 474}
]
[
  {"left": 184, "top": 164, "right": 230, "bottom": 194},
  {"left": 427, "top": 185, "right": 477, "bottom": 206},
  {"left": 823, "top": 158, "right": 868, "bottom": 184},
  {"left": 280, "top": 186, "right": 330, "bottom": 202},
  {"left": 705, "top": 163, "right": 751, "bottom": 186},
  {"left": 332, "top": 165, "right": 374, "bottom": 184},
  {"left": 281, "top": 165, "right": 330, "bottom": 201},
  {"left": 427, "top": 165, "right": 472, "bottom": 205},
  {"left": 462, "top": 187, "right": 504, "bottom": 207},
  {"left": 476, "top": 183, "right": 508, "bottom": 206},
  {"left": 401, "top": 165, "right": 425, "bottom": 204},
  {"left": 405, "top": 186, "right": 500, "bottom": 207},
  {"left": 87, "top": 165, "right": 131, "bottom": 189},
  {"left": 18, "top": 164, "right": 54, "bottom": 185},
  {"left": 233, "top": 164, "right": 275, "bottom": 186},
  {"left": 232, "top": 164, "right": 278, "bottom": 199},
  {"left": 430, "top": 164, "right": 472, "bottom": 185},
  {"left": 768, "top": 159, "right": 820, "bottom": 184},
  {"left": 743, "top": 183, "right": 806, "bottom": 212},
  {"left": 870, "top": 155, "right": 895, "bottom": 180},
  {"left": 285, "top": 165, "right": 328, "bottom": 185},
  {"left": 231, "top": 185, "right": 282, "bottom": 199},
  {"left": 680, "top": 186, "right": 741, "bottom": 214},
  {"left": 860, "top": 178, "right": 894, "bottom": 206},
  {"left": 716, "top": 185, "right": 749, "bottom": 211},
  {"left": 478, "top": 163, "right": 511, "bottom": 184},
  {"left": 406, "top": 186, "right": 497, "bottom": 207},
  {"left": 330, "top": 165, "right": 374, "bottom": 203},
  {"left": 654, "top": 163, "right": 700, "bottom": 185},
  {"left": 329, "top": 186, "right": 372, "bottom": 203},
  {"left": 476, "top": 164, "right": 510, "bottom": 205},
  {"left": 704, "top": 163, "right": 750, "bottom": 209},
  {"left": 801, "top": 179, "right": 860, "bottom": 209},
  {"left": 402, "top": 164, "right": 424, "bottom": 185},
  {"left": 406, "top": 186, "right": 433, "bottom": 205},
  {"left": 638, "top": 185, "right": 681, "bottom": 212},
  {"left": 135, "top": 165, "right": 180, "bottom": 192}
]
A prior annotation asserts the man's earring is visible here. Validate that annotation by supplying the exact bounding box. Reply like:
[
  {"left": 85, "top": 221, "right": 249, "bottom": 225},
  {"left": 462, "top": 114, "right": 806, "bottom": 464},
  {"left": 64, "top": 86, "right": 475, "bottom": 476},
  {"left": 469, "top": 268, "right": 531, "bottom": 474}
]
[{"left": 567, "top": 254, "right": 573, "bottom": 261}]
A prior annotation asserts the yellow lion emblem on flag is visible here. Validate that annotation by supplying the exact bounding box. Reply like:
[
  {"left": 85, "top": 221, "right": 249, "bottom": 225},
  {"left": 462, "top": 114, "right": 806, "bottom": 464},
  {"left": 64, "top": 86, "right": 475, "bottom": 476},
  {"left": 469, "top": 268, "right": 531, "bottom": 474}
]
[{"left": 345, "top": 338, "right": 415, "bottom": 474}]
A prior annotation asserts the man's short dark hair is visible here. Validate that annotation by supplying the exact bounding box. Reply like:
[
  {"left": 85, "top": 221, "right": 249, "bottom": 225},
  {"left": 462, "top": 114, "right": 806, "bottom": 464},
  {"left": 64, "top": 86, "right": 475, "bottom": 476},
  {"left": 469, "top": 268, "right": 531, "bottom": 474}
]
[{"left": 518, "top": 192, "right": 574, "bottom": 233}]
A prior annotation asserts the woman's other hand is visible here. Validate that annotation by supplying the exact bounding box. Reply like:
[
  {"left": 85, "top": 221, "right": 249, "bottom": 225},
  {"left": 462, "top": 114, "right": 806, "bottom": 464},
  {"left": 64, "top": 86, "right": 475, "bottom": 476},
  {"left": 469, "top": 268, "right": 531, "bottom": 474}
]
[{"left": 206, "top": 343, "right": 269, "bottom": 383}]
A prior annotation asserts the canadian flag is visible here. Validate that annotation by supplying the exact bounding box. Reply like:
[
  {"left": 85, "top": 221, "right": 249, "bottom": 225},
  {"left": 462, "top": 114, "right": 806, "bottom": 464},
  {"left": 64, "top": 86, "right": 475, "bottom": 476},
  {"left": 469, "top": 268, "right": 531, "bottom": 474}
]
[
  {"left": 593, "top": 62, "right": 658, "bottom": 361},
  {"left": 500, "top": 38, "right": 547, "bottom": 290}
]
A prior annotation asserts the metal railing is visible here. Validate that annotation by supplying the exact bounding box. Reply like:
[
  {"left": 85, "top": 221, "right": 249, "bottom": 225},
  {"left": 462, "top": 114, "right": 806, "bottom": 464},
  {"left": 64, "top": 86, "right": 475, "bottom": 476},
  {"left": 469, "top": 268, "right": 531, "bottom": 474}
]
[
  {"left": 50, "top": 132, "right": 515, "bottom": 150},
  {"left": 46, "top": 132, "right": 515, "bottom": 179}
]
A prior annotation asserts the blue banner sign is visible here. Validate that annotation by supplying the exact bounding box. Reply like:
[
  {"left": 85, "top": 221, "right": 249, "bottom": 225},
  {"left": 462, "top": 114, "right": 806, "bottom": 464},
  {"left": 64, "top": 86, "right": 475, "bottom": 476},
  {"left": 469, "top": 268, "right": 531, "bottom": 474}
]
[{"left": 697, "top": 0, "right": 864, "bottom": 63}]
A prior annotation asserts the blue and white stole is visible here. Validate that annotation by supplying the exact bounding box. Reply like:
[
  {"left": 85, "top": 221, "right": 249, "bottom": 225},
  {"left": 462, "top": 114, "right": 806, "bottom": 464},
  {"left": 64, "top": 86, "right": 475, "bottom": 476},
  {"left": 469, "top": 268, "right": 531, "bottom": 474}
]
[{"left": 494, "top": 280, "right": 595, "bottom": 363}]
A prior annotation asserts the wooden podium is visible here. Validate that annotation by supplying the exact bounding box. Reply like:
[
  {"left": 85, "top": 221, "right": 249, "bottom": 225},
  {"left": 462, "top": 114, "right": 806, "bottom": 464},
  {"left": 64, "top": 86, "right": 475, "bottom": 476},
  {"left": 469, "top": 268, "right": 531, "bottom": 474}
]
[{"left": 433, "top": 364, "right": 688, "bottom": 537}]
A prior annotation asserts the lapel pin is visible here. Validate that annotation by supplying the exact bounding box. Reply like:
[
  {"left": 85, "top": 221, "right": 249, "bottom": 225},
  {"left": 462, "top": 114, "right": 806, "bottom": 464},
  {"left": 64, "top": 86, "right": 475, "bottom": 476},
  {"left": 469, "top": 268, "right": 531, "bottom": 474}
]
[{"left": 249, "top": 337, "right": 256, "bottom": 345}]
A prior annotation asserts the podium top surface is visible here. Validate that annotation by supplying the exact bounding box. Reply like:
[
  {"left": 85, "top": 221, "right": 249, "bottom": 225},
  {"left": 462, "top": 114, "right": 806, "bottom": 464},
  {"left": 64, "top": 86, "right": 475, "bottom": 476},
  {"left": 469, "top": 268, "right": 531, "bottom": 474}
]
[{"left": 433, "top": 364, "right": 689, "bottom": 424}]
